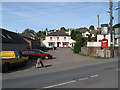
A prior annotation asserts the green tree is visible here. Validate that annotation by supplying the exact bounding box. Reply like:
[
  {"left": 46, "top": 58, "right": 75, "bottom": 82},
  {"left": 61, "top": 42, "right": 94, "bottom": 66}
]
[
  {"left": 92, "top": 35, "right": 97, "bottom": 41},
  {"left": 60, "top": 27, "right": 66, "bottom": 31},
  {"left": 73, "top": 41, "right": 81, "bottom": 53},
  {"left": 73, "top": 40, "right": 84, "bottom": 53},
  {"left": 75, "top": 34, "right": 82, "bottom": 41},
  {"left": 89, "top": 25, "right": 95, "bottom": 30},
  {"left": 22, "top": 28, "right": 35, "bottom": 34},
  {"left": 71, "top": 30, "right": 76, "bottom": 40},
  {"left": 88, "top": 34, "right": 92, "bottom": 42}
]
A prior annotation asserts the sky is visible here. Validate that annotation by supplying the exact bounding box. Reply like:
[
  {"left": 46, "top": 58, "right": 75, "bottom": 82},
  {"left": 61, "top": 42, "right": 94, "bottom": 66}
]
[{"left": 1, "top": 1, "right": 119, "bottom": 33}]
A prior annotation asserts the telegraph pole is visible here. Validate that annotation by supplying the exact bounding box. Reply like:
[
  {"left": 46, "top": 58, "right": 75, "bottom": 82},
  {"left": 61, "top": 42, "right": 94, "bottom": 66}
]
[
  {"left": 110, "top": 0, "right": 114, "bottom": 58},
  {"left": 97, "top": 15, "right": 100, "bottom": 28}
]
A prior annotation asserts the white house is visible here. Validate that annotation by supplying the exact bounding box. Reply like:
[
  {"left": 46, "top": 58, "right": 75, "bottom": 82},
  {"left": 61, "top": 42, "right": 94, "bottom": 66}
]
[
  {"left": 77, "top": 28, "right": 97, "bottom": 38},
  {"left": 82, "top": 31, "right": 90, "bottom": 37},
  {"left": 42, "top": 30, "right": 76, "bottom": 48}
]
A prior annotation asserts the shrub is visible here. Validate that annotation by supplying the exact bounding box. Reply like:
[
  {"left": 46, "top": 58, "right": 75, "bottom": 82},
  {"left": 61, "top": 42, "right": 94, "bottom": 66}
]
[{"left": 73, "top": 41, "right": 83, "bottom": 53}]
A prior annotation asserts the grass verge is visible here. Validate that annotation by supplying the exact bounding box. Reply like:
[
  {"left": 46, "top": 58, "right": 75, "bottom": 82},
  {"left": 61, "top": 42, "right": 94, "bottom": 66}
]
[{"left": 78, "top": 53, "right": 108, "bottom": 59}]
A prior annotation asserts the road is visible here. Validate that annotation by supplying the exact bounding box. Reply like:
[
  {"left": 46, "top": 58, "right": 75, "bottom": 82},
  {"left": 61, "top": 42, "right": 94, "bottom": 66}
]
[{"left": 2, "top": 60, "right": 118, "bottom": 88}]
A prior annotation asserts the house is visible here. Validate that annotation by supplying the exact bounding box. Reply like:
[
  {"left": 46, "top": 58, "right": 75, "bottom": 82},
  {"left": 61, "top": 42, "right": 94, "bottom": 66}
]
[
  {"left": 0, "top": 28, "right": 29, "bottom": 51},
  {"left": 89, "top": 30, "right": 98, "bottom": 37},
  {"left": 42, "top": 29, "right": 76, "bottom": 48},
  {"left": 20, "top": 33, "right": 41, "bottom": 49},
  {"left": 76, "top": 28, "right": 97, "bottom": 38}
]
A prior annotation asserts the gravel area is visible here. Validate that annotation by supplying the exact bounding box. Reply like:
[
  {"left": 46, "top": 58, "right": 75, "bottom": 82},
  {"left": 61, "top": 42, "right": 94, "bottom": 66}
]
[
  {"left": 44, "top": 48, "right": 97, "bottom": 65},
  {"left": 26, "top": 48, "right": 118, "bottom": 68}
]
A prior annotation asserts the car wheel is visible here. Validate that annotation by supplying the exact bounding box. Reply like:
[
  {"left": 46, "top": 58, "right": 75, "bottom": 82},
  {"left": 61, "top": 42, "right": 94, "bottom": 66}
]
[
  {"left": 44, "top": 55, "right": 49, "bottom": 60},
  {"left": 2, "top": 63, "right": 9, "bottom": 73}
]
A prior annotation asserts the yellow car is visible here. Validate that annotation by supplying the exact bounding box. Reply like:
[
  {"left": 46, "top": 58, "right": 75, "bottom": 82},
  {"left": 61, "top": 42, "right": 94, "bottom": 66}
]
[{"left": 0, "top": 51, "right": 28, "bottom": 73}]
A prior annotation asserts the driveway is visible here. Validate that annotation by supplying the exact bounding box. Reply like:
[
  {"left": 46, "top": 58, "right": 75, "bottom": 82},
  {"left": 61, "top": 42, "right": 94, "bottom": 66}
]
[{"left": 45, "top": 48, "right": 97, "bottom": 65}]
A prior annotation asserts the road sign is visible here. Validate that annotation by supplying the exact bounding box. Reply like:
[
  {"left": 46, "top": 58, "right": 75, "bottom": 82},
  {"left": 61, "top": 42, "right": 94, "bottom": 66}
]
[
  {"left": 102, "top": 38, "right": 108, "bottom": 48},
  {"left": 115, "top": 28, "right": 120, "bottom": 38},
  {"left": 101, "top": 24, "right": 108, "bottom": 35}
]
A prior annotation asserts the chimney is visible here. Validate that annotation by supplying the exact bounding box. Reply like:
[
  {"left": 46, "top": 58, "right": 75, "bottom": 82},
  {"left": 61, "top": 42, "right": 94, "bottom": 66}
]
[
  {"left": 46, "top": 30, "right": 48, "bottom": 35},
  {"left": 68, "top": 29, "right": 71, "bottom": 35}
]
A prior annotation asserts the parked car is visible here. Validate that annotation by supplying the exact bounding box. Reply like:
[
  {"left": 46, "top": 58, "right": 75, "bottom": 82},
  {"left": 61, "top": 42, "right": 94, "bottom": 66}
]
[
  {"left": 21, "top": 49, "right": 52, "bottom": 60},
  {"left": 0, "top": 51, "right": 28, "bottom": 73},
  {"left": 47, "top": 46, "right": 57, "bottom": 50}
]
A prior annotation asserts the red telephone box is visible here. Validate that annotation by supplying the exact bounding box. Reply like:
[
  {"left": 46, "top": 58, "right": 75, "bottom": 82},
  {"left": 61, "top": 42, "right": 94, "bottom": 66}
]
[{"left": 102, "top": 38, "right": 108, "bottom": 48}]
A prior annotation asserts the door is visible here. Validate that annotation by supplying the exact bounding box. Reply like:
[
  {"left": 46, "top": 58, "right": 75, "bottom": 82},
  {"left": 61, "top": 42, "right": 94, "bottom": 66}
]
[{"left": 57, "top": 42, "right": 60, "bottom": 47}]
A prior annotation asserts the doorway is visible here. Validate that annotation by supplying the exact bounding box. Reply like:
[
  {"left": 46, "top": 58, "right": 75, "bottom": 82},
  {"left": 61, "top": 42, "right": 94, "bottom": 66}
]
[{"left": 57, "top": 42, "right": 60, "bottom": 47}]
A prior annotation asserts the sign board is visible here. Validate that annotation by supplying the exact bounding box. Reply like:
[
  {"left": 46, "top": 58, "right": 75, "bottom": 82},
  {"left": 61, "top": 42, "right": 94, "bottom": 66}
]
[
  {"left": 115, "top": 28, "right": 120, "bottom": 38},
  {"left": 102, "top": 38, "right": 108, "bottom": 48},
  {"left": 101, "top": 24, "right": 108, "bottom": 35}
]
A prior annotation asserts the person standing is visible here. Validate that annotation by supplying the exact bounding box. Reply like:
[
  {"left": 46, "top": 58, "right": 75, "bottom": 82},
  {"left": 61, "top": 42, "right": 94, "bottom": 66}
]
[{"left": 35, "top": 58, "right": 45, "bottom": 68}]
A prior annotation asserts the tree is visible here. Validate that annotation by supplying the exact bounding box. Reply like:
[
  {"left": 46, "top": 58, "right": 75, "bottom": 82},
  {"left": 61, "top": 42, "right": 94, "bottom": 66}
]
[
  {"left": 60, "top": 27, "right": 66, "bottom": 31},
  {"left": 71, "top": 30, "right": 76, "bottom": 40},
  {"left": 73, "top": 41, "right": 81, "bottom": 53},
  {"left": 22, "top": 28, "right": 35, "bottom": 34},
  {"left": 71, "top": 30, "right": 81, "bottom": 41},
  {"left": 89, "top": 25, "right": 95, "bottom": 30},
  {"left": 88, "top": 34, "right": 92, "bottom": 42},
  {"left": 92, "top": 35, "right": 97, "bottom": 41},
  {"left": 73, "top": 40, "right": 84, "bottom": 53},
  {"left": 75, "top": 34, "right": 82, "bottom": 41}
]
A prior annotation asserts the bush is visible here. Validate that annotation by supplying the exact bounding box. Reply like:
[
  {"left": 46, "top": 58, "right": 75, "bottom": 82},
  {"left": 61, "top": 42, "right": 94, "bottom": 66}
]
[{"left": 73, "top": 41, "right": 83, "bottom": 53}]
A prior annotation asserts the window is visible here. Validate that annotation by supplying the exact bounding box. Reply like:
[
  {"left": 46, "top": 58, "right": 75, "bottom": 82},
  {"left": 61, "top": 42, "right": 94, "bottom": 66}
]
[
  {"left": 24, "top": 51, "right": 29, "bottom": 53},
  {"left": 7, "top": 35, "right": 12, "bottom": 40},
  {"left": 1, "top": 34, "right": 6, "bottom": 38},
  {"left": 64, "top": 37, "right": 66, "bottom": 40},
  {"left": 57, "top": 37, "right": 59, "bottom": 40},
  {"left": 50, "top": 37, "right": 52, "bottom": 40},
  {"left": 115, "top": 38, "right": 117, "bottom": 44},
  {"left": 15, "top": 52, "right": 20, "bottom": 58},
  {"left": 63, "top": 42, "right": 69, "bottom": 46},
  {"left": 35, "top": 51, "right": 41, "bottom": 53},
  {"left": 48, "top": 42, "right": 55, "bottom": 47},
  {"left": 28, "top": 51, "right": 35, "bottom": 53}
]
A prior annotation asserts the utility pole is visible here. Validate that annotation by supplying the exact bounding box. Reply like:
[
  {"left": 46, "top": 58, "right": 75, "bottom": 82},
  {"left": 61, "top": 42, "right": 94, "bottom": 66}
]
[
  {"left": 110, "top": 0, "right": 114, "bottom": 58},
  {"left": 97, "top": 15, "right": 100, "bottom": 28}
]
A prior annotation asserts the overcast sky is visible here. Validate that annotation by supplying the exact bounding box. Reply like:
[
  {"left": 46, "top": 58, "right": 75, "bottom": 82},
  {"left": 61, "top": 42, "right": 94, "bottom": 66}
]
[{"left": 1, "top": 2, "right": 119, "bottom": 33}]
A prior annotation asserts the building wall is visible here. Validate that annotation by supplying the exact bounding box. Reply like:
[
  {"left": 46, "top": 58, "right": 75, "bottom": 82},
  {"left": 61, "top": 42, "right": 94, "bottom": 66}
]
[
  {"left": 87, "top": 42, "right": 101, "bottom": 47},
  {"left": 2, "top": 43, "right": 29, "bottom": 51},
  {"left": 42, "top": 36, "right": 75, "bottom": 48},
  {"left": 23, "top": 38, "right": 32, "bottom": 49},
  {"left": 82, "top": 31, "right": 90, "bottom": 37}
]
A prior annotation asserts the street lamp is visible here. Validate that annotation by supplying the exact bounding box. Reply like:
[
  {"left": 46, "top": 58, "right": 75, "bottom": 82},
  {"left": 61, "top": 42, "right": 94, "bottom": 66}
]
[{"left": 115, "top": 7, "right": 120, "bottom": 10}]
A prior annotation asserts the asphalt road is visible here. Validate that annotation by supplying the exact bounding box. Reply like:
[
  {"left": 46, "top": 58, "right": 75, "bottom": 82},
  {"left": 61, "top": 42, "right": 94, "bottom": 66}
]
[{"left": 2, "top": 60, "right": 118, "bottom": 88}]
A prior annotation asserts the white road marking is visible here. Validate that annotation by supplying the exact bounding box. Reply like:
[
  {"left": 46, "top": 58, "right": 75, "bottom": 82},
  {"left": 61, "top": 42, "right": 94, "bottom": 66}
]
[
  {"left": 116, "top": 69, "right": 120, "bottom": 71},
  {"left": 43, "top": 75, "right": 99, "bottom": 88},
  {"left": 78, "top": 77, "right": 89, "bottom": 81},
  {"left": 90, "top": 75, "right": 99, "bottom": 78},
  {"left": 43, "top": 80, "right": 76, "bottom": 88}
]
